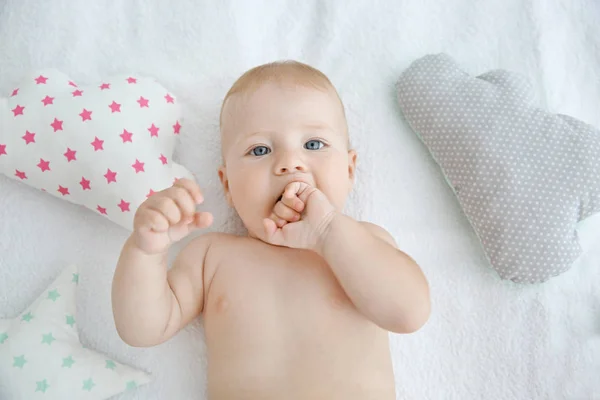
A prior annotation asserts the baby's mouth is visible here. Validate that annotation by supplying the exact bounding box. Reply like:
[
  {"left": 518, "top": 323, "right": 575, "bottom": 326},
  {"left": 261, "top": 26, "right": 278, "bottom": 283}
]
[{"left": 276, "top": 194, "right": 283, "bottom": 202}]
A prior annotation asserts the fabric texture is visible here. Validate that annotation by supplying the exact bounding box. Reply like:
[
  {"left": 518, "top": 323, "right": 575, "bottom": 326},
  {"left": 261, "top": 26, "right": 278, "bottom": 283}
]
[
  {"left": 0, "top": 69, "right": 193, "bottom": 230},
  {"left": 0, "top": 264, "right": 151, "bottom": 400},
  {"left": 396, "top": 53, "right": 600, "bottom": 283}
]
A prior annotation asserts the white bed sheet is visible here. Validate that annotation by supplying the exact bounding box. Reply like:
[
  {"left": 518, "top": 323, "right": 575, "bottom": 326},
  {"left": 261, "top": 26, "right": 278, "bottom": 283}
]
[{"left": 1, "top": 1, "right": 599, "bottom": 399}]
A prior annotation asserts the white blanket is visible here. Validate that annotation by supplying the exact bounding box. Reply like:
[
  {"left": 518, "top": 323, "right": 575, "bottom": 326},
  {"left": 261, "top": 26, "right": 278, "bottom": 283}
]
[{"left": 1, "top": 1, "right": 599, "bottom": 399}]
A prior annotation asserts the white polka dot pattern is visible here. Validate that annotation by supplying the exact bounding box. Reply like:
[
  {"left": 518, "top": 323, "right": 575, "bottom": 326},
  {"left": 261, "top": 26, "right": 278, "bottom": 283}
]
[{"left": 396, "top": 54, "right": 600, "bottom": 283}]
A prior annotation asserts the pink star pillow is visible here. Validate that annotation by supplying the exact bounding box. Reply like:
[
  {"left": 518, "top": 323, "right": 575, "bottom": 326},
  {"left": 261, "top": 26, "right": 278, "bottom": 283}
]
[{"left": 0, "top": 71, "right": 193, "bottom": 230}]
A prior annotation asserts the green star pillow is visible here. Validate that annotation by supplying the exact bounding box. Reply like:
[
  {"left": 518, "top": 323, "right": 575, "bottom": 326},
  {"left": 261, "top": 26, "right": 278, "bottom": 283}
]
[{"left": 0, "top": 264, "right": 151, "bottom": 399}]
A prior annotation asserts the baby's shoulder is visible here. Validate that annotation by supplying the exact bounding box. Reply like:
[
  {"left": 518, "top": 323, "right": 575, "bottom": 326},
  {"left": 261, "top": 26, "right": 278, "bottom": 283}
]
[
  {"left": 176, "top": 232, "right": 232, "bottom": 261},
  {"left": 189, "top": 231, "right": 237, "bottom": 251},
  {"left": 188, "top": 231, "right": 256, "bottom": 258}
]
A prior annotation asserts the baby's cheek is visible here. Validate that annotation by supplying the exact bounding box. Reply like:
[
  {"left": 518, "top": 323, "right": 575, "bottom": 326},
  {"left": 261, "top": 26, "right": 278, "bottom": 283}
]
[{"left": 326, "top": 168, "right": 349, "bottom": 193}]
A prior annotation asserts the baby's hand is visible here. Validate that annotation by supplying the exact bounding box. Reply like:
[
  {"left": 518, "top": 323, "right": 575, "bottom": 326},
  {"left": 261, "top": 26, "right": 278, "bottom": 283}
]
[
  {"left": 262, "top": 181, "right": 337, "bottom": 250},
  {"left": 132, "top": 178, "right": 213, "bottom": 255}
]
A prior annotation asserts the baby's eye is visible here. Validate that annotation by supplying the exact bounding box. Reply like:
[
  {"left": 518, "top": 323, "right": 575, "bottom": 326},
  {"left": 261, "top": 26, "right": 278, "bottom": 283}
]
[
  {"left": 250, "top": 146, "right": 271, "bottom": 156},
  {"left": 304, "top": 140, "right": 325, "bottom": 150},
  {"left": 251, "top": 146, "right": 270, "bottom": 156}
]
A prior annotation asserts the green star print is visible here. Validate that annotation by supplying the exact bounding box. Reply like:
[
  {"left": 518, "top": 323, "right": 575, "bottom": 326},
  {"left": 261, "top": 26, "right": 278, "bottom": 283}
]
[
  {"left": 105, "top": 360, "right": 117, "bottom": 370},
  {"left": 126, "top": 380, "right": 138, "bottom": 390},
  {"left": 0, "top": 332, "right": 7, "bottom": 344},
  {"left": 41, "top": 332, "right": 55, "bottom": 345},
  {"left": 62, "top": 356, "right": 75, "bottom": 368},
  {"left": 13, "top": 355, "right": 26, "bottom": 368},
  {"left": 36, "top": 379, "right": 50, "bottom": 393},
  {"left": 47, "top": 289, "right": 61, "bottom": 301},
  {"left": 21, "top": 312, "right": 33, "bottom": 322},
  {"left": 82, "top": 378, "right": 95, "bottom": 391},
  {"left": 65, "top": 315, "right": 76, "bottom": 327},
  {"left": 72, "top": 273, "right": 79, "bottom": 283}
]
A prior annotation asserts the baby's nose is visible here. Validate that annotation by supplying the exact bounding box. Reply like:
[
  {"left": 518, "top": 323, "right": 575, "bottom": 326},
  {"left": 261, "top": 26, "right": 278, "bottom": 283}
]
[
  {"left": 276, "top": 155, "right": 307, "bottom": 174},
  {"left": 278, "top": 164, "right": 306, "bottom": 174},
  {"left": 275, "top": 150, "right": 308, "bottom": 174}
]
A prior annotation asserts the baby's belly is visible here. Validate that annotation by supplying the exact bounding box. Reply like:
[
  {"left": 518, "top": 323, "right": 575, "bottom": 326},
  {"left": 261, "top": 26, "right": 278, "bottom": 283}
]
[{"left": 202, "top": 257, "right": 395, "bottom": 400}]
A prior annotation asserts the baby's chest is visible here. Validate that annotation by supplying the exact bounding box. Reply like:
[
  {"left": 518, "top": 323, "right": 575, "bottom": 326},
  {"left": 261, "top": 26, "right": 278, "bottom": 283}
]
[{"left": 204, "top": 252, "right": 359, "bottom": 331}]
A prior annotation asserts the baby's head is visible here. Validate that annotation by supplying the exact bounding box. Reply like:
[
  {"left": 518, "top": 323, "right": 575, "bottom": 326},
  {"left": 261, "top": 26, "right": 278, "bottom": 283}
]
[{"left": 218, "top": 60, "right": 357, "bottom": 239}]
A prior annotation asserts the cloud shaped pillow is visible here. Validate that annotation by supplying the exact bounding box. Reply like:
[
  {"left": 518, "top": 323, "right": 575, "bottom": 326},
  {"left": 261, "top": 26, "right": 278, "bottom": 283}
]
[
  {"left": 396, "top": 54, "right": 600, "bottom": 283},
  {"left": 0, "top": 70, "right": 193, "bottom": 230}
]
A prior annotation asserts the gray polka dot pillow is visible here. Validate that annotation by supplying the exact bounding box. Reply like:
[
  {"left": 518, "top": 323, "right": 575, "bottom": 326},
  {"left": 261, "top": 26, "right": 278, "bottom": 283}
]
[{"left": 395, "top": 53, "right": 600, "bottom": 283}]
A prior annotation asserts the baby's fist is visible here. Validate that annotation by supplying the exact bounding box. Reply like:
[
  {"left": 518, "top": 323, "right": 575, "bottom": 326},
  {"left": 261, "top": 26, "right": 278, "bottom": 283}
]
[
  {"left": 133, "top": 178, "right": 213, "bottom": 254},
  {"left": 262, "top": 181, "right": 336, "bottom": 250}
]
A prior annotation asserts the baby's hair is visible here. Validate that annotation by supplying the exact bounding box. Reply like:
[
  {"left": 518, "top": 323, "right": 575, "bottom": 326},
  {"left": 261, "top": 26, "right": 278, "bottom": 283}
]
[{"left": 219, "top": 60, "right": 346, "bottom": 129}]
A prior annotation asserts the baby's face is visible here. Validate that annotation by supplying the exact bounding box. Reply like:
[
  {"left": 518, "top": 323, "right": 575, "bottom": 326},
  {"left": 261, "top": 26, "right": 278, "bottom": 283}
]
[{"left": 219, "top": 82, "right": 356, "bottom": 239}]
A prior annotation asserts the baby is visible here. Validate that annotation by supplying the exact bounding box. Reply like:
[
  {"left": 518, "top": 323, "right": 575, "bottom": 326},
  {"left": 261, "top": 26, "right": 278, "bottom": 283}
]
[{"left": 112, "top": 61, "right": 431, "bottom": 399}]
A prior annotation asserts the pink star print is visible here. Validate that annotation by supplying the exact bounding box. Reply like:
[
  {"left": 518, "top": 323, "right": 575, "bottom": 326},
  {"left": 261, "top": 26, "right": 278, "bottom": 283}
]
[
  {"left": 132, "top": 159, "right": 145, "bottom": 173},
  {"left": 10, "top": 88, "right": 19, "bottom": 97},
  {"left": 57, "top": 185, "right": 70, "bottom": 196},
  {"left": 37, "top": 158, "right": 51, "bottom": 172},
  {"left": 104, "top": 169, "right": 117, "bottom": 183},
  {"left": 12, "top": 105, "right": 24, "bottom": 117},
  {"left": 109, "top": 101, "right": 121, "bottom": 113},
  {"left": 137, "top": 96, "right": 149, "bottom": 108},
  {"left": 64, "top": 148, "right": 77, "bottom": 162},
  {"left": 165, "top": 94, "right": 174, "bottom": 103},
  {"left": 118, "top": 199, "right": 131, "bottom": 212},
  {"left": 79, "top": 109, "right": 92, "bottom": 121},
  {"left": 91, "top": 137, "right": 104, "bottom": 151},
  {"left": 146, "top": 189, "right": 156, "bottom": 198},
  {"left": 22, "top": 131, "right": 36, "bottom": 145},
  {"left": 148, "top": 124, "right": 159, "bottom": 137},
  {"left": 173, "top": 121, "right": 181, "bottom": 134},
  {"left": 0, "top": 144, "right": 6, "bottom": 156},
  {"left": 127, "top": 77, "right": 137, "bottom": 84},
  {"left": 99, "top": 83, "right": 110, "bottom": 90},
  {"left": 15, "top": 170, "right": 27, "bottom": 180},
  {"left": 41, "top": 96, "right": 54, "bottom": 106},
  {"left": 97, "top": 205, "right": 107, "bottom": 215},
  {"left": 69, "top": 81, "right": 78, "bottom": 87},
  {"left": 35, "top": 75, "right": 48, "bottom": 84},
  {"left": 80, "top": 177, "right": 91, "bottom": 190},
  {"left": 159, "top": 154, "right": 168, "bottom": 165},
  {"left": 72, "top": 90, "right": 83, "bottom": 97},
  {"left": 120, "top": 129, "right": 133, "bottom": 143},
  {"left": 51, "top": 118, "right": 63, "bottom": 132}
]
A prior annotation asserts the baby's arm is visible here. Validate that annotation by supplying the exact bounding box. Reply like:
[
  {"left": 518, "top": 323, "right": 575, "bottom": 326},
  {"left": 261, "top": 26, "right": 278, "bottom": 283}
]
[
  {"left": 315, "top": 214, "right": 430, "bottom": 334},
  {"left": 111, "top": 179, "right": 213, "bottom": 347},
  {"left": 112, "top": 235, "right": 211, "bottom": 347}
]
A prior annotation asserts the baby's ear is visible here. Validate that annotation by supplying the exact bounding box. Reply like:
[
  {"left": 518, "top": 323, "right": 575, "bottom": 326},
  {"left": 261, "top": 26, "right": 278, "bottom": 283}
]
[
  {"left": 217, "top": 165, "right": 233, "bottom": 207},
  {"left": 347, "top": 150, "right": 357, "bottom": 182}
]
